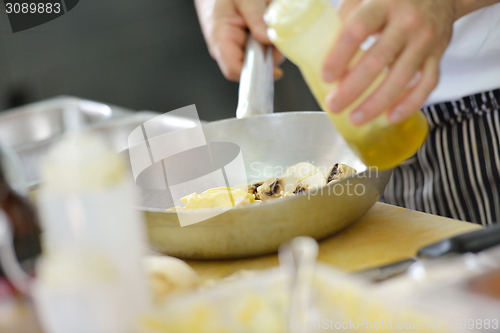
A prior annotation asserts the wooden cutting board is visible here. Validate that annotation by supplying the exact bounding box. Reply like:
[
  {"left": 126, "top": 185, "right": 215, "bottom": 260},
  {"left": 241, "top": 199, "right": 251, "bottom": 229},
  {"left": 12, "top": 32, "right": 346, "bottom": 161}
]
[{"left": 186, "top": 202, "right": 481, "bottom": 280}]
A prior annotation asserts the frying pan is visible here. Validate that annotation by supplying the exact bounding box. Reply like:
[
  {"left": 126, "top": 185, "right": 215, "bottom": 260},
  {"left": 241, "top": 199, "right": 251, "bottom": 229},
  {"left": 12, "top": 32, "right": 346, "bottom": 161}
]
[{"left": 127, "top": 37, "right": 392, "bottom": 259}]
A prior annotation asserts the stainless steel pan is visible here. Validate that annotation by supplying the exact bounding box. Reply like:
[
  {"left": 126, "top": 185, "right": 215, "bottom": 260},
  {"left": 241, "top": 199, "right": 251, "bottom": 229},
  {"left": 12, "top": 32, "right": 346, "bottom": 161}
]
[
  {"left": 127, "top": 37, "right": 392, "bottom": 259},
  {"left": 128, "top": 111, "right": 391, "bottom": 259}
]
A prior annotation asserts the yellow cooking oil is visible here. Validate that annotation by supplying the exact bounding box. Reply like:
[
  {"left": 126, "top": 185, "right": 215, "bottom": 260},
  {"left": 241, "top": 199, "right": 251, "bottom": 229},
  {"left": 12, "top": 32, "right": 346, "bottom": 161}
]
[{"left": 265, "top": 0, "right": 429, "bottom": 170}]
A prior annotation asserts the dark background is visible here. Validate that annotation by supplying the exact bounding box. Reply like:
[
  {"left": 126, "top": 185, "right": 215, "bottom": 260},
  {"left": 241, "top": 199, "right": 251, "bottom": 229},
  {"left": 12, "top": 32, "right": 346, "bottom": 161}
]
[{"left": 0, "top": 0, "right": 319, "bottom": 121}]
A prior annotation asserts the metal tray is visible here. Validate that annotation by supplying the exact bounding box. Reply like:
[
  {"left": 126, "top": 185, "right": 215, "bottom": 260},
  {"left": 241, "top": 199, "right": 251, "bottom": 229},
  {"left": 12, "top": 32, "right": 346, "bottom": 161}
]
[
  {"left": 87, "top": 111, "right": 201, "bottom": 153},
  {"left": 0, "top": 96, "right": 131, "bottom": 150},
  {"left": 9, "top": 106, "right": 200, "bottom": 188},
  {"left": 0, "top": 96, "right": 132, "bottom": 186}
]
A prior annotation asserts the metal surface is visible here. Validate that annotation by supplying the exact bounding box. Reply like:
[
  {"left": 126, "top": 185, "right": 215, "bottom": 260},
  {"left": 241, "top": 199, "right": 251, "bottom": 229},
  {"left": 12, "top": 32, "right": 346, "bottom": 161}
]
[
  {"left": 354, "top": 258, "right": 417, "bottom": 281},
  {"left": 0, "top": 96, "right": 133, "bottom": 187},
  {"left": 0, "top": 141, "right": 28, "bottom": 196},
  {"left": 236, "top": 36, "right": 274, "bottom": 118},
  {"left": 128, "top": 112, "right": 392, "bottom": 259},
  {"left": 22, "top": 111, "right": 203, "bottom": 189},
  {"left": 0, "top": 96, "right": 130, "bottom": 149}
]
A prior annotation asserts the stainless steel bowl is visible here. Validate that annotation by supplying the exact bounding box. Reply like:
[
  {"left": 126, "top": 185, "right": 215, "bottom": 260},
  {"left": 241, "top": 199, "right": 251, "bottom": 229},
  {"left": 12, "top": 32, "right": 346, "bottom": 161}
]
[{"left": 128, "top": 112, "right": 392, "bottom": 259}]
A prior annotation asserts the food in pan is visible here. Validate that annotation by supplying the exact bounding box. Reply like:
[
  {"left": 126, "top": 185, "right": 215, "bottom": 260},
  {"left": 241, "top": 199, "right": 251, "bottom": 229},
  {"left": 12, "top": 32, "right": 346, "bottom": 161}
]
[
  {"left": 179, "top": 187, "right": 257, "bottom": 209},
  {"left": 170, "top": 162, "right": 356, "bottom": 210}
]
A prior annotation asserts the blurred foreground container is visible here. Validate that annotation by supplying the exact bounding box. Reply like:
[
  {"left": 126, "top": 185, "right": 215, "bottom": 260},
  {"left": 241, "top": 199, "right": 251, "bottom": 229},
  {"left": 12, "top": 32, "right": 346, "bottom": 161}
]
[{"left": 33, "top": 134, "right": 150, "bottom": 333}]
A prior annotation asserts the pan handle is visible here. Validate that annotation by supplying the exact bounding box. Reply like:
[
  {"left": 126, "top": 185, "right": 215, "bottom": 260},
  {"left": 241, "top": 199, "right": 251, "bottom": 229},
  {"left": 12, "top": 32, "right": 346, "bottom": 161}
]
[{"left": 236, "top": 35, "right": 274, "bottom": 118}]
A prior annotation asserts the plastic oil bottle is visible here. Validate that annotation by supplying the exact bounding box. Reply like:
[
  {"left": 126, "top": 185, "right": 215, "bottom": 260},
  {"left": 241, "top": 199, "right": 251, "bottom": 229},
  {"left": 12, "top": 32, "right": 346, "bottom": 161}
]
[{"left": 264, "top": 0, "right": 429, "bottom": 170}]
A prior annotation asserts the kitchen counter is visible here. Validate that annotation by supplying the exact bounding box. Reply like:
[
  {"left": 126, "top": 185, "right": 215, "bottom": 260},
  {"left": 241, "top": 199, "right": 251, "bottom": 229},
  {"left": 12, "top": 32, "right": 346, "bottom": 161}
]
[
  {"left": 0, "top": 202, "right": 481, "bottom": 333},
  {"left": 186, "top": 202, "right": 481, "bottom": 280}
]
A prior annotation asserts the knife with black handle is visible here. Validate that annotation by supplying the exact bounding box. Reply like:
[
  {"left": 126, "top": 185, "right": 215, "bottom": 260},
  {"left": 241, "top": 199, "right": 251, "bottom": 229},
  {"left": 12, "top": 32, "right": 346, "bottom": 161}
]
[
  {"left": 417, "top": 223, "right": 500, "bottom": 257},
  {"left": 356, "top": 223, "right": 500, "bottom": 281}
]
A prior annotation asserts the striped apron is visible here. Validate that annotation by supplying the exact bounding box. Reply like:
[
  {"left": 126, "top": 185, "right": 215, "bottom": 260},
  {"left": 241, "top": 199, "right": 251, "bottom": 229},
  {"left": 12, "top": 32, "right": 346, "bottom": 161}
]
[{"left": 382, "top": 89, "right": 500, "bottom": 226}]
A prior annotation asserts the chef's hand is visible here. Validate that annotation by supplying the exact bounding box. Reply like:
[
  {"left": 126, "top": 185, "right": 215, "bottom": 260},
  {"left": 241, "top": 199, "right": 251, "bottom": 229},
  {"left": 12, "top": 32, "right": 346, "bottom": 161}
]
[
  {"left": 195, "top": 0, "right": 284, "bottom": 82},
  {"left": 323, "top": 0, "right": 459, "bottom": 125}
]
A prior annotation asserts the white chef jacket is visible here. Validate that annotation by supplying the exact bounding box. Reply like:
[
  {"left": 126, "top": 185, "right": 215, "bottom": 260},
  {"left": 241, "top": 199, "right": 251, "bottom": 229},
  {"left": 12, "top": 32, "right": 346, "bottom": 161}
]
[
  {"left": 426, "top": 2, "right": 500, "bottom": 105},
  {"left": 329, "top": 0, "right": 500, "bottom": 105}
]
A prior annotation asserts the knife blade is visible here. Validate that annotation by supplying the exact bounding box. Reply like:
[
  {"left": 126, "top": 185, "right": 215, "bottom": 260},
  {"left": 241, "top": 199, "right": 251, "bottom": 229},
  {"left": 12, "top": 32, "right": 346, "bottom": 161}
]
[{"left": 355, "top": 223, "right": 500, "bottom": 281}]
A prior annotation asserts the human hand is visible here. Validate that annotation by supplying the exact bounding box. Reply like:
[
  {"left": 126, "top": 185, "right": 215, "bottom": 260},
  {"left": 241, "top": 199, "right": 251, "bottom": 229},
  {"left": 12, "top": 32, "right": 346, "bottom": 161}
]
[
  {"left": 322, "top": 0, "right": 457, "bottom": 125},
  {"left": 195, "top": 0, "right": 284, "bottom": 82}
]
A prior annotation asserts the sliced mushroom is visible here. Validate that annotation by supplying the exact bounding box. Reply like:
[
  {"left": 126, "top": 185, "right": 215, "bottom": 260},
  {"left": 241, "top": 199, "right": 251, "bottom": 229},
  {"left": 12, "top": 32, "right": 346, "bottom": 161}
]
[
  {"left": 255, "top": 177, "right": 280, "bottom": 201},
  {"left": 284, "top": 162, "right": 326, "bottom": 193},
  {"left": 170, "top": 161, "right": 358, "bottom": 210},
  {"left": 294, "top": 185, "right": 307, "bottom": 194},
  {"left": 326, "top": 163, "right": 357, "bottom": 184},
  {"left": 247, "top": 181, "right": 264, "bottom": 195},
  {"left": 279, "top": 173, "right": 299, "bottom": 196},
  {"left": 254, "top": 174, "right": 298, "bottom": 201}
]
